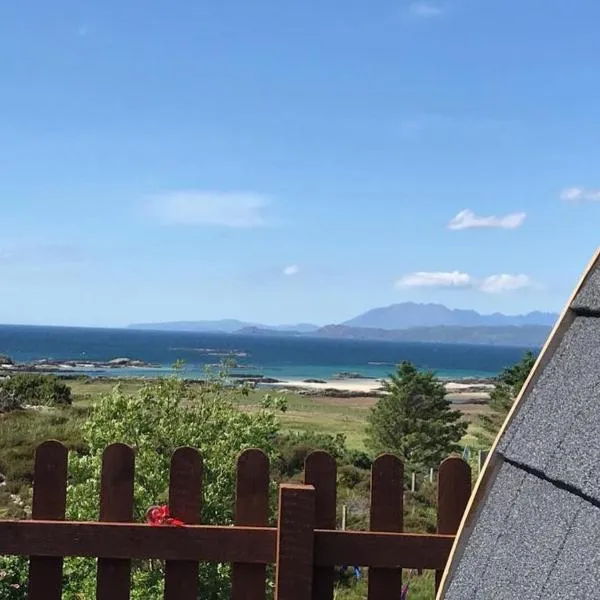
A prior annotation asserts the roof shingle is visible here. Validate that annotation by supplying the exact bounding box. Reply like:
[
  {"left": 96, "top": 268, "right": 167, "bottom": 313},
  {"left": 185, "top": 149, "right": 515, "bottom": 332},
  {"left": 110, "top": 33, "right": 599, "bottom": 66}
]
[{"left": 439, "top": 251, "right": 600, "bottom": 600}]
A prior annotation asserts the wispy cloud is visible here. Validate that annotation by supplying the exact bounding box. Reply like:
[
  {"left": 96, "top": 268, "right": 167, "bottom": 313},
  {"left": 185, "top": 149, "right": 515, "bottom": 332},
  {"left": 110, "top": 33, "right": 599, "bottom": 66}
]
[
  {"left": 448, "top": 209, "right": 526, "bottom": 231},
  {"left": 406, "top": 2, "right": 444, "bottom": 18},
  {"left": 560, "top": 186, "right": 600, "bottom": 202},
  {"left": 479, "top": 274, "right": 532, "bottom": 294},
  {"left": 395, "top": 271, "right": 472, "bottom": 289},
  {"left": 395, "top": 271, "right": 534, "bottom": 293},
  {"left": 147, "top": 191, "right": 270, "bottom": 228},
  {"left": 283, "top": 265, "right": 299, "bottom": 276}
]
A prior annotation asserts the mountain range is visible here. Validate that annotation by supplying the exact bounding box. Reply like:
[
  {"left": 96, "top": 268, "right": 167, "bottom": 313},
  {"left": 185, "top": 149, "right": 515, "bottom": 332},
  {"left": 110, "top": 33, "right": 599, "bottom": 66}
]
[
  {"left": 341, "top": 303, "right": 557, "bottom": 329},
  {"left": 128, "top": 319, "right": 319, "bottom": 334},
  {"left": 129, "top": 302, "right": 559, "bottom": 346}
]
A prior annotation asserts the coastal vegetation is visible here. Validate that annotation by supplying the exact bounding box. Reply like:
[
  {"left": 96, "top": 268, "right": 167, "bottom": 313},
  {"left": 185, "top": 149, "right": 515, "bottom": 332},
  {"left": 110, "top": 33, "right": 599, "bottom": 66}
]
[
  {"left": 366, "top": 362, "right": 467, "bottom": 470},
  {"left": 476, "top": 351, "right": 536, "bottom": 446},
  {"left": 0, "top": 373, "right": 72, "bottom": 411},
  {"left": 0, "top": 355, "right": 530, "bottom": 599}
]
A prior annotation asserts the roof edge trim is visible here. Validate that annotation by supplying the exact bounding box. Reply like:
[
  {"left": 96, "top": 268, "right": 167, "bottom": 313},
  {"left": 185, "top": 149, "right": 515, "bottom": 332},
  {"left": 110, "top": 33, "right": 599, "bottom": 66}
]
[{"left": 435, "top": 247, "right": 600, "bottom": 599}]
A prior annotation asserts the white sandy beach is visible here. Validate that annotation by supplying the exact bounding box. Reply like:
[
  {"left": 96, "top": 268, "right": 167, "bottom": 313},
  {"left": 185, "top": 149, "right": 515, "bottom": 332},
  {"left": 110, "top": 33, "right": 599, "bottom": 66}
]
[
  {"left": 270, "top": 378, "right": 385, "bottom": 394},
  {"left": 269, "top": 378, "right": 494, "bottom": 395}
]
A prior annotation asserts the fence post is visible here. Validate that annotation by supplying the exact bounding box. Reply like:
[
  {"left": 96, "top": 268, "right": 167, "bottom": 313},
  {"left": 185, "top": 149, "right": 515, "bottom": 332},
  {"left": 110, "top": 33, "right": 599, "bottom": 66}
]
[
  {"left": 274, "top": 484, "right": 316, "bottom": 600},
  {"left": 96, "top": 443, "right": 135, "bottom": 600},
  {"left": 27, "top": 441, "right": 68, "bottom": 600},
  {"left": 232, "top": 449, "right": 270, "bottom": 600},
  {"left": 435, "top": 457, "right": 472, "bottom": 592},
  {"left": 305, "top": 451, "right": 337, "bottom": 600},
  {"left": 478, "top": 450, "right": 488, "bottom": 474},
  {"left": 164, "top": 447, "right": 203, "bottom": 600},
  {"left": 367, "top": 454, "right": 403, "bottom": 599}
]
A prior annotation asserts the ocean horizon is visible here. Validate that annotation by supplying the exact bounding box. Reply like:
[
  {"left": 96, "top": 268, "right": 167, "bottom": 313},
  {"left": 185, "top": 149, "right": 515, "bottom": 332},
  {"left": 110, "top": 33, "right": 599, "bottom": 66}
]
[{"left": 0, "top": 324, "right": 537, "bottom": 381}]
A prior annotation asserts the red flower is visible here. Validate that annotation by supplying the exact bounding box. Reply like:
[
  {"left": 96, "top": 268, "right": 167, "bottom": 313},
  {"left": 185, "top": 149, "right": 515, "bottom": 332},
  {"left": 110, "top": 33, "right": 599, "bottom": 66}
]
[{"left": 146, "top": 505, "right": 184, "bottom": 527}]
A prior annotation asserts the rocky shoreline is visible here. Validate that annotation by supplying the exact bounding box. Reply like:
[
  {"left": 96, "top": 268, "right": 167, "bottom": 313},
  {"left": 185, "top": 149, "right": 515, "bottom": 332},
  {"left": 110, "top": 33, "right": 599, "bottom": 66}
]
[
  {"left": 0, "top": 355, "right": 159, "bottom": 373},
  {"left": 0, "top": 354, "right": 495, "bottom": 398}
]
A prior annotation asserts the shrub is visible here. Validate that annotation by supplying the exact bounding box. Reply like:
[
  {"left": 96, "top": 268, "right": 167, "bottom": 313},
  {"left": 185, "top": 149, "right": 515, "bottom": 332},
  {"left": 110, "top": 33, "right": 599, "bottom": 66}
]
[
  {"left": 273, "top": 431, "right": 348, "bottom": 478},
  {"left": 62, "top": 373, "right": 284, "bottom": 599},
  {"left": 347, "top": 449, "right": 372, "bottom": 470},
  {"left": 0, "top": 374, "right": 72, "bottom": 407},
  {"left": 0, "top": 388, "right": 21, "bottom": 413},
  {"left": 338, "top": 464, "right": 367, "bottom": 489}
]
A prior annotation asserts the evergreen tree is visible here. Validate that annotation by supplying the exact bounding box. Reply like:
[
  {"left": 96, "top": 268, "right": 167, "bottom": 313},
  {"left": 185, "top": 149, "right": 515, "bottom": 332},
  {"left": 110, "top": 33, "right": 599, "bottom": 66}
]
[
  {"left": 365, "top": 361, "right": 467, "bottom": 470},
  {"left": 477, "top": 351, "right": 536, "bottom": 447}
]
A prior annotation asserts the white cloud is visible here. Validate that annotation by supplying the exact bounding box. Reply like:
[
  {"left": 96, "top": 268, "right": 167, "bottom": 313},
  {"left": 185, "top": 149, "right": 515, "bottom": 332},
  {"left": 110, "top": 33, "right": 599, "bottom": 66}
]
[
  {"left": 448, "top": 209, "right": 526, "bottom": 230},
  {"left": 407, "top": 2, "right": 444, "bottom": 18},
  {"left": 395, "top": 270, "right": 535, "bottom": 293},
  {"left": 560, "top": 186, "right": 600, "bottom": 202},
  {"left": 395, "top": 271, "right": 473, "bottom": 289},
  {"left": 479, "top": 274, "right": 532, "bottom": 294},
  {"left": 283, "top": 265, "right": 299, "bottom": 276},
  {"left": 148, "top": 191, "right": 269, "bottom": 228}
]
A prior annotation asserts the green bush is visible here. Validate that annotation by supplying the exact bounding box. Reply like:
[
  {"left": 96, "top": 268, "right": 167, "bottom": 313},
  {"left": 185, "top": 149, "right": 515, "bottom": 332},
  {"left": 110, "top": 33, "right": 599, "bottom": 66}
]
[
  {"left": 0, "top": 409, "right": 87, "bottom": 518},
  {"left": 0, "top": 374, "right": 72, "bottom": 407},
  {"left": 0, "top": 555, "right": 28, "bottom": 599},
  {"left": 0, "top": 389, "right": 21, "bottom": 413},
  {"left": 273, "top": 431, "right": 348, "bottom": 478},
  {"left": 62, "top": 374, "right": 284, "bottom": 599},
  {"left": 347, "top": 449, "right": 372, "bottom": 470},
  {"left": 338, "top": 464, "right": 367, "bottom": 489}
]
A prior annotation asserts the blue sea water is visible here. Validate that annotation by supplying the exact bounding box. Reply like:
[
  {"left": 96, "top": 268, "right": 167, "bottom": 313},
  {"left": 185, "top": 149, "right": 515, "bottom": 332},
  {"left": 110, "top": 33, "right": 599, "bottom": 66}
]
[{"left": 0, "top": 325, "right": 537, "bottom": 381}]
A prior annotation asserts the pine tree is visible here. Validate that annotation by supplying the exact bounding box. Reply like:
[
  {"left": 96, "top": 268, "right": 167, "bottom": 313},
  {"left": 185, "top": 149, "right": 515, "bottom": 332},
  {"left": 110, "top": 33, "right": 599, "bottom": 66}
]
[
  {"left": 365, "top": 361, "right": 467, "bottom": 470},
  {"left": 477, "top": 351, "right": 536, "bottom": 447}
]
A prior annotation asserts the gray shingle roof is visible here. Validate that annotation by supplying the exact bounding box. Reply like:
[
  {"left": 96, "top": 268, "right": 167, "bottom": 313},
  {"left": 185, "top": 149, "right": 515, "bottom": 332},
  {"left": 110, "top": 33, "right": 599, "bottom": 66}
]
[{"left": 440, "top": 251, "right": 600, "bottom": 600}]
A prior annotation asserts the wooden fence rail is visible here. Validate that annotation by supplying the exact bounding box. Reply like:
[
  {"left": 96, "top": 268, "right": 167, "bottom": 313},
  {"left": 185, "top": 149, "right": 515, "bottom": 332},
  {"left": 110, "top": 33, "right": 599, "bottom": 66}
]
[{"left": 0, "top": 441, "right": 472, "bottom": 600}]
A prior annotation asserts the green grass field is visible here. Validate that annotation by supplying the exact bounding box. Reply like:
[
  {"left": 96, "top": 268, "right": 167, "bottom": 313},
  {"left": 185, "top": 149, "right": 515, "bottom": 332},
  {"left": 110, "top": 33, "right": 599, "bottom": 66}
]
[
  {"left": 67, "top": 378, "right": 377, "bottom": 448},
  {"left": 1, "top": 378, "right": 488, "bottom": 515},
  {"left": 0, "top": 377, "right": 490, "bottom": 599}
]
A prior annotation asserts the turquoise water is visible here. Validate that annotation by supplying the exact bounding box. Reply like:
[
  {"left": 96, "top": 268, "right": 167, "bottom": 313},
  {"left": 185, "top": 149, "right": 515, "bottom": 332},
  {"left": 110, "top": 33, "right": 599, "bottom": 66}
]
[{"left": 0, "top": 325, "right": 537, "bottom": 380}]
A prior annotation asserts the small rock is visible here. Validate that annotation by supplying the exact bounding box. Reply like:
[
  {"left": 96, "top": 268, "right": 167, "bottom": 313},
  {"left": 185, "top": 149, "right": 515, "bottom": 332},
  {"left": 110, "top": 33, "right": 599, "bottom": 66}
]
[{"left": 0, "top": 355, "right": 14, "bottom": 366}]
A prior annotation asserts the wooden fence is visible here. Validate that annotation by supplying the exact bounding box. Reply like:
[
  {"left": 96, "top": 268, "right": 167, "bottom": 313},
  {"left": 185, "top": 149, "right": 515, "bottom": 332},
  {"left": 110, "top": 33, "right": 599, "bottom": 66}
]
[{"left": 0, "top": 441, "right": 472, "bottom": 599}]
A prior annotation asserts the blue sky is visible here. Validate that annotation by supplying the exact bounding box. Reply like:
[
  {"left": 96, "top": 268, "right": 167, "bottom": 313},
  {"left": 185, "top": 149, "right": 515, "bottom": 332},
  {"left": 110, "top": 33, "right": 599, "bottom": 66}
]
[{"left": 2, "top": 0, "right": 600, "bottom": 327}]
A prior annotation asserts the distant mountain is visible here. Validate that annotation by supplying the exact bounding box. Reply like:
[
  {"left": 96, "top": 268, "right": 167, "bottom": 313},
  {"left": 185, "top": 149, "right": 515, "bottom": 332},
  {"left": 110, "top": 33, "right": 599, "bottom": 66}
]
[
  {"left": 128, "top": 320, "right": 319, "bottom": 334},
  {"left": 236, "top": 326, "right": 303, "bottom": 337},
  {"left": 274, "top": 323, "right": 320, "bottom": 333},
  {"left": 128, "top": 303, "right": 557, "bottom": 346},
  {"left": 343, "top": 302, "right": 558, "bottom": 330},
  {"left": 128, "top": 320, "right": 253, "bottom": 333},
  {"left": 314, "top": 324, "right": 550, "bottom": 347}
]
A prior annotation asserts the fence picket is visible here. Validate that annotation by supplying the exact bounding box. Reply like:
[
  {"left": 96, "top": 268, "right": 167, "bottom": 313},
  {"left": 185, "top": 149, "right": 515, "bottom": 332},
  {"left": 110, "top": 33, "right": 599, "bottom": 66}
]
[
  {"left": 274, "top": 484, "right": 316, "bottom": 600},
  {"left": 27, "top": 440, "right": 68, "bottom": 600},
  {"left": 0, "top": 442, "right": 473, "bottom": 598},
  {"left": 367, "top": 454, "right": 403, "bottom": 600},
  {"left": 435, "top": 457, "right": 471, "bottom": 592},
  {"left": 164, "top": 447, "right": 203, "bottom": 600},
  {"left": 305, "top": 451, "right": 336, "bottom": 600},
  {"left": 232, "top": 449, "right": 270, "bottom": 600},
  {"left": 96, "top": 443, "right": 135, "bottom": 600}
]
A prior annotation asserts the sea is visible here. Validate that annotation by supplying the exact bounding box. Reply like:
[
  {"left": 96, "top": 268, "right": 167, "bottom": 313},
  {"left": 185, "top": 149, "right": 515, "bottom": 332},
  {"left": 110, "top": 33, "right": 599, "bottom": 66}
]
[{"left": 0, "top": 325, "right": 538, "bottom": 381}]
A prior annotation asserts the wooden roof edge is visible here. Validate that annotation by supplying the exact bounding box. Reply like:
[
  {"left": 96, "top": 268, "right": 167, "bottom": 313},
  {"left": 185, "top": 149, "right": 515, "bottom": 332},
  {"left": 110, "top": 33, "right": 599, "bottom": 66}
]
[{"left": 435, "top": 246, "right": 600, "bottom": 599}]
